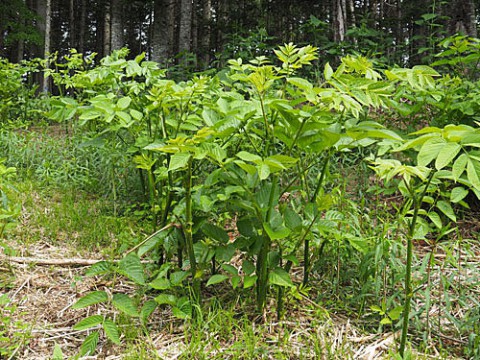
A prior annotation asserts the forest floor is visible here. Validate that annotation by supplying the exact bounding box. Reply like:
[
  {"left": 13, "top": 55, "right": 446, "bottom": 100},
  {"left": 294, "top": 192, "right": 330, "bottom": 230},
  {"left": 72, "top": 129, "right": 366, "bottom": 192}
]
[
  {"left": 2, "top": 235, "right": 403, "bottom": 359},
  {"left": 1, "top": 126, "right": 479, "bottom": 359},
  {"left": 2, "top": 188, "right": 478, "bottom": 359}
]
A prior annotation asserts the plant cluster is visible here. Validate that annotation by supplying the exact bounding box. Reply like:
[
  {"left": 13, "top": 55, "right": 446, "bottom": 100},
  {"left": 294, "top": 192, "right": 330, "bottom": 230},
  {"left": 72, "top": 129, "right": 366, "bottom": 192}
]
[
  {"left": 1, "top": 36, "right": 480, "bottom": 358},
  {"left": 42, "top": 41, "right": 480, "bottom": 358},
  {"left": 0, "top": 58, "right": 47, "bottom": 126}
]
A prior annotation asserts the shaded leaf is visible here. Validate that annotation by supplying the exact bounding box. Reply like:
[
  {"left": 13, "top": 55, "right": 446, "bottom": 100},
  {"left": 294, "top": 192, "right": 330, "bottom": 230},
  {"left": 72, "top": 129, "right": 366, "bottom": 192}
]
[
  {"left": 436, "top": 200, "right": 456, "bottom": 222},
  {"left": 206, "top": 274, "right": 229, "bottom": 286},
  {"left": 140, "top": 300, "right": 158, "bottom": 323},
  {"left": 269, "top": 267, "right": 294, "bottom": 287},
  {"left": 155, "top": 294, "right": 177, "bottom": 306}
]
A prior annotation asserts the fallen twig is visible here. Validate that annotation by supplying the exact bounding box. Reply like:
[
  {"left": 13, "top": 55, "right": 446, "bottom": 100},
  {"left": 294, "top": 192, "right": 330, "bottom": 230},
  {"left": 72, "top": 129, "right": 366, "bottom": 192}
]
[{"left": 0, "top": 255, "right": 153, "bottom": 266}]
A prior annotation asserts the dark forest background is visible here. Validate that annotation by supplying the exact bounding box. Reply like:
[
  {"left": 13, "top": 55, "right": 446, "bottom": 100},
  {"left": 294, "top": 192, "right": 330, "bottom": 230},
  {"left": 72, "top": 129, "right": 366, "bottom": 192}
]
[{"left": 1, "top": 0, "right": 478, "bottom": 71}]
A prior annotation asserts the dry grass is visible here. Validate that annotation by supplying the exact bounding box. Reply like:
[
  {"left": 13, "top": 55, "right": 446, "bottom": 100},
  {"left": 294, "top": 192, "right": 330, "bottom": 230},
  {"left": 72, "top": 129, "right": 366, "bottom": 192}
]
[{"left": 2, "top": 238, "right": 473, "bottom": 359}]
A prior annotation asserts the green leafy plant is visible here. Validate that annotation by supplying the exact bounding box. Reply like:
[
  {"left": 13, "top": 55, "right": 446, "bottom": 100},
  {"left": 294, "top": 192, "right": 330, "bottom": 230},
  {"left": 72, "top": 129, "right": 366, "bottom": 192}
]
[
  {"left": 0, "top": 159, "right": 19, "bottom": 239},
  {"left": 0, "top": 294, "right": 31, "bottom": 358},
  {"left": 372, "top": 123, "right": 480, "bottom": 356},
  {"left": 71, "top": 252, "right": 147, "bottom": 356}
]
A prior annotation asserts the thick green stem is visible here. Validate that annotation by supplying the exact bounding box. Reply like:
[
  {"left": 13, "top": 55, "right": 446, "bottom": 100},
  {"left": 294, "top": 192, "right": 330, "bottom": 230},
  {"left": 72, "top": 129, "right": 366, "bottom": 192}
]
[
  {"left": 304, "top": 155, "right": 330, "bottom": 285},
  {"left": 147, "top": 169, "right": 157, "bottom": 231},
  {"left": 399, "top": 171, "right": 434, "bottom": 357},
  {"left": 256, "top": 234, "right": 271, "bottom": 313},
  {"left": 184, "top": 156, "right": 200, "bottom": 305},
  {"left": 256, "top": 177, "right": 278, "bottom": 313}
]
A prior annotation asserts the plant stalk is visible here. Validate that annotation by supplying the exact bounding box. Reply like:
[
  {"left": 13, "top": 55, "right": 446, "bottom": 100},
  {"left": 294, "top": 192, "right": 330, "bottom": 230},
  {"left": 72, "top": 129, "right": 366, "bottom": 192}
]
[
  {"left": 184, "top": 156, "right": 200, "bottom": 306},
  {"left": 399, "top": 171, "right": 434, "bottom": 357}
]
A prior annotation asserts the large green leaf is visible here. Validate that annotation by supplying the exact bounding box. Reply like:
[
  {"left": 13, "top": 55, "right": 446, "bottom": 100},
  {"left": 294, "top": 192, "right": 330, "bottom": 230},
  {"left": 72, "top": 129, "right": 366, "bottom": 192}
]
[
  {"left": 154, "top": 294, "right": 177, "bottom": 306},
  {"left": 85, "top": 261, "right": 114, "bottom": 277},
  {"left": 287, "top": 77, "right": 313, "bottom": 90},
  {"left": 202, "top": 223, "right": 230, "bottom": 243},
  {"left": 452, "top": 153, "right": 468, "bottom": 181},
  {"left": 427, "top": 211, "right": 442, "bottom": 229},
  {"left": 417, "top": 136, "right": 445, "bottom": 167},
  {"left": 116, "top": 96, "right": 132, "bottom": 110},
  {"left": 168, "top": 152, "right": 191, "bottom": 172},
  {"left": 284, "top": 207, "right": 303, "bottom": 232},
  {"left": 140, "top": 300, "right": 158, "bottom": 323},
  {"left": 435, "top": 142, "right": 461, "bottom": 170},
  {"left": 450, "top": 186, "right": 469, "bottom": 203},
  {"left": 118, "top": 253, "right": 145, "bottom": 285},
  {"left": 257, "top": 163, "right": 271, "bottom": 180},
  {"left": 269, "top": 267, "right": 294, "bottom": 288},
  {"left": 264, "top": 222, "right": 291, "bottom": 240},
  {"left": 436, "top": 200, "right": 456, "bottom": 222},
  {"left": 71, "top": 291, "right": 108, "bottom": 309},
  {"left": 467, "top": 158, "right": 480, "bottom": 190},
  {"left": 236, "top": 151, "right": 262, "bottom": 163},
  {"left": 148, "top": 277, "right": 171, "bottom": 290},
  {"left": 112, "top": 293, "right": 139, "bottom": 317},
  {"left": 244, "top": 275, "right": 257, "bottom": 288},
  {"left": 206, "top": 274, "right": 229, "bottom": 286}
]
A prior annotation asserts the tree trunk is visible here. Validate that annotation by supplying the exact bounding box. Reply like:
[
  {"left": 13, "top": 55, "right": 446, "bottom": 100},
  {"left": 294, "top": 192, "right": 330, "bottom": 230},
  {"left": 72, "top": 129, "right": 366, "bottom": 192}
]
[
  {"left": 104, "top": 0, "right": 112, "bottom": 56},
  {"left": 35, "top": 0, "right": 46, "bottom": 58},
  {"left": 333, "top": 0, "right": 347, "bottom": 42},
  {"left": 78, "top": 0, "right": 86, "bottom": 53},
  {"left": 43, "top": 0, "right": 52, "bottom": 92},
  {"left": 69, "top": 0, "right": 75, "bottom": 49},
  {"left": 447, "top": 0, "right": 477, "bottom": 37},
  {"left": 151, "top": 0, "right": 175, "bottom": 65},
  {"left": 199, "top": 0, "right": 211, "bottom": 66},
  {"left": 111, "top": 0, "right": 124, "bottom": 50},
  {"left": 178, "top": 0, "right": 193, "bottom": 55}
]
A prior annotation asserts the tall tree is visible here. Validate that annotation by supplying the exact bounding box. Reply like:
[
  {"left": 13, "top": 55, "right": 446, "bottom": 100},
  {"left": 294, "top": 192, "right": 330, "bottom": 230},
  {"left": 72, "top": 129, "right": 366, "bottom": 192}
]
[
  {"left": 198, "top": 0, "right": 212, "bottom": 66},
  {"left": 178, "top": 0, "right": 193, "bottom": 55},
  {"left": 103, "top": 0, "right": 112, "bottom": 56},
  {"left": 78, "top": 0, "right": 86, "bottom": 53},
  {"left": 332, "top": 0, "right": 347, "bottom": 42},
  {"left": 151, "top": 0, "right": 175, "bottom": 65},
  {"left": 447, "top": 0, "right": 478, "bottom": 37},
  {"left": 43, "top": 0, "right": 52, "bottom": 92},
  {"left": 111, "top": 0, "right": 124, "bottom": 50}
]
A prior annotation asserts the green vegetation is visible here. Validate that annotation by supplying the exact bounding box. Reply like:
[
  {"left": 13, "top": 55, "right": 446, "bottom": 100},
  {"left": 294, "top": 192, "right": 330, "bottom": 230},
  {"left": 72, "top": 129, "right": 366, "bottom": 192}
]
[{"left": 1, "top": 37, "right": 480, "bottom": 359}]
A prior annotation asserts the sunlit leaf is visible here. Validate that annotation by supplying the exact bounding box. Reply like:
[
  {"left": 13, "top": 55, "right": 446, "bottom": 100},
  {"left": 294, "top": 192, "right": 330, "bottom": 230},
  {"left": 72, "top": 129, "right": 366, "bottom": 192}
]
[
  {"left": 72, "top": 291, "right": 108, "bottom": 309},
  {"left": 112, "top": 293, "right": 139, "bottom": 317},
  {"left": 103, "top": 318, "right": 121, "bottom": 345},
  {"left": 73, "top": 315, "right": 104, "bottom": 331},
  {"left": 118, "top": 253, "right": 145, "bottom": 285},
  {"left": 79, "top": 331, "right": 99, "bottom": 357}
]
